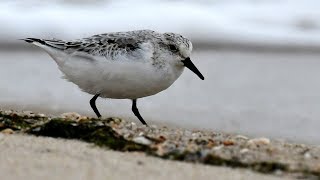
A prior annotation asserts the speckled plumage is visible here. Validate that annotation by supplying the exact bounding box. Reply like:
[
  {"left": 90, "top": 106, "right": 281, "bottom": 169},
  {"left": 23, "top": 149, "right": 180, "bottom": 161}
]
[{"left": 31, "top": 30, "right": 190, "bottom": 63}]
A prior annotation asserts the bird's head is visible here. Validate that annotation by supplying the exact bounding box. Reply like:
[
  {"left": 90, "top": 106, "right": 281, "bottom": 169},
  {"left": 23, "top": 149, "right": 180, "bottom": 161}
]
[{"left": 163, "top": 32, "right": 204, "bottom": 80}]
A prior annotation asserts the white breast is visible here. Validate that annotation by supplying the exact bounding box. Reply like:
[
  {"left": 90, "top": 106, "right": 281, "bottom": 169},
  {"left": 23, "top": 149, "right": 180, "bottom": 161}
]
[{"left": 56, "top": 53, "right": 184, "bottom": 99}]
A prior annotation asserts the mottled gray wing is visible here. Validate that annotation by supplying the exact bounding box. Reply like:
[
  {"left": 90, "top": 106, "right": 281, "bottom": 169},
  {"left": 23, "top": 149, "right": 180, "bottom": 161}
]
[
  {"left": 75, "top": 34, "right": 143, "bottom": 59},
  {"left": 44, "top": 30, "right": 159, "bottom": 60}
]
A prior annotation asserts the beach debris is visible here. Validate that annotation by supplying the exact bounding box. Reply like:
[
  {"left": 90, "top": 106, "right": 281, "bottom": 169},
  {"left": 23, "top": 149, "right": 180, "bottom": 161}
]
[
  {"left": 247, "top": 137, "right": 271, "bottom": 146},
  {"left": 235, "top": 135, "right": 249, "bottom": 140},
  {"left": 223, "top": 140, "right": 235, "bottom": 146},
  {"left": 1, "top": 128, "right": 14, "bottom": 134},
  {"left": 1, "top": 110, "right": 320, "bottom": 178},
  {"left": 133, "top": 136, "right": 152, "bottom": 145},
  {"left": 60, "top": 112, "right": 88, "bottom": 121},
  {"left": 240, "top": 148, "right": 250, "bottom": 154}
]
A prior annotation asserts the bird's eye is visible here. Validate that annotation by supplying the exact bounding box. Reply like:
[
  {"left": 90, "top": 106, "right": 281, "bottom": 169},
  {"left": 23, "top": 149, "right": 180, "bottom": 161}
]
[{"left": 169, "top": 44, "right": 178, "bottom": 52}]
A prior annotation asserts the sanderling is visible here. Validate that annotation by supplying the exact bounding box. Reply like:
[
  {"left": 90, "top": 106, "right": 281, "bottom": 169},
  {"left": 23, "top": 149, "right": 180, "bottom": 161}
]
[{"left": 22, "top": 29, "right": 204, "bottom": 125}]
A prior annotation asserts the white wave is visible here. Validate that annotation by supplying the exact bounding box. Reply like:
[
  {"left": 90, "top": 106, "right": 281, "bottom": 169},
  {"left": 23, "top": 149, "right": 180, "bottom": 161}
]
[{"left": 1, "top": 0, "right": 320, "bottom": 47}]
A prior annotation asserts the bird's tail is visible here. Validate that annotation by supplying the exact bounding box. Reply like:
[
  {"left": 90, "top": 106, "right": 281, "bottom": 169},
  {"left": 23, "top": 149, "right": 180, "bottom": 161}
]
[
  {"left": 21, "top": 38, "right": 45, "bottom": 44},
  {"left": 21, "top": 38, "right": 65, "bottom": 50}
]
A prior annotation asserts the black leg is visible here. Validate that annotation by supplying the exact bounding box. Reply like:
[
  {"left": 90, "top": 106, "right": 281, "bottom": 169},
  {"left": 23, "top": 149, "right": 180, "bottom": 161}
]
[
  {"left": 90, "top": 94, "right": 101, "bottom": 118},
  {"left": 131, "top": 99, "right": 148, "bottom": 126}
]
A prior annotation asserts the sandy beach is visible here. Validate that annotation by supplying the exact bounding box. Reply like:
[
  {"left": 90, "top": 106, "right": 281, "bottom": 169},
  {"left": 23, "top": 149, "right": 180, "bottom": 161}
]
[
  {"left": 1, "top": 110, "right": 320, "bottom": 179},
  {"left": 0, "top": 134, "right": 287, "bottom": 180}
]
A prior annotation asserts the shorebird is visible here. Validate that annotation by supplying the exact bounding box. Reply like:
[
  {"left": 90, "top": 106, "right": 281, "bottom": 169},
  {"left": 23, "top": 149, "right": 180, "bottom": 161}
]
[{"left": 23, "top": 30, "right": 204, "bottom": 126}]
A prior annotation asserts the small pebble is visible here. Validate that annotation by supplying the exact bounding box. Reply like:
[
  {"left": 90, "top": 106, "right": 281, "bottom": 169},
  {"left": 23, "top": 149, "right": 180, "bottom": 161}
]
[
  {"left": 36, "top": 113, "right": 46, "bottom": 118},
  {"left": 125, "top": 122, "right": 137, "bottom": 131},
  {"left": 191, "top": 132, "right": 201, "bottom": 139},
  {"left": 212, "top": 145, "right": 223, "bottom": 151},
  {"left": 131, "top": 122, "right": 137, "bottom": 131},
  {"left": 1, "top": 128, "right": 14, "bottom": 134},
  {"left": 95, "top": 121, "right": 104, "bottom": 126},
  {"left": 206, "top": 139, "right": 215, "bottom": 148},
  {"left": 223, "top": 140, "right": 235, "bottom": 146},
  {"left": 138, "top": 132, "right": 144, "bottom": 136},
  {"left": 60, "top": 112, "right": 81, "bottom": 121},
  {"left": 247, "top": 137, "right": 270, "bottom": 146},
  {"left": 304, "top": 152, "right": 312, "bottom": 159},
  {"left": 112, "top": 118, "right": 121, "bottom": 124},
  {"left": 274, "top": 169, "right": 283, "bottom": 176},
  {"left": 133, "top": 136, "right": 152, "bottom": 145},
  {"left": 22, "top": 111, "right": 36, "bottom": 117},
  {"left": 235, "top": 135, "right": 249, "bottom": 140},
  {"left": 240, "top": 148, "right": 249, "bottom": 154},
  {"left": 158, "top": 135, "right": 166, "bottom": 142},
  {"left": 123, "top": 133, "right": 131, "bottom": 139},
  {"left": 32, "top": 127, "right": 41, "bottom": 132},
  {"left": 71, "top": 123, "right": 78, "bottom": 126}
]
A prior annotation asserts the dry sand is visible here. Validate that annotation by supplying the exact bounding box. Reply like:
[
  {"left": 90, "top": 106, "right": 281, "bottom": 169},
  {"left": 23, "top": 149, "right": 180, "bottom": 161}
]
[{"left": 0, "top": 134, "right": 286, "bottom": 180}]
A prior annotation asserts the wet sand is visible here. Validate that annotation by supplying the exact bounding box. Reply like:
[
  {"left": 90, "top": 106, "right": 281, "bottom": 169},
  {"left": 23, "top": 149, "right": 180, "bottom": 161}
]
[{"left": 0, "top": 134, "right": 287, "bottom": 180}]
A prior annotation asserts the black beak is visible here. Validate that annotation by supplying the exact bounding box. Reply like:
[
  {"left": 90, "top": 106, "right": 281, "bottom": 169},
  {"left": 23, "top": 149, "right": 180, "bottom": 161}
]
[{"left": 182, "top": 57, "right": 204, "bottom": 80}]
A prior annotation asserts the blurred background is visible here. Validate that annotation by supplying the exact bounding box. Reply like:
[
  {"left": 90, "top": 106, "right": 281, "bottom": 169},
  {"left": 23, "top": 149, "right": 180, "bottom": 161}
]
[{"left": 1, "top": 0, "right": 320, "bottom": 144}]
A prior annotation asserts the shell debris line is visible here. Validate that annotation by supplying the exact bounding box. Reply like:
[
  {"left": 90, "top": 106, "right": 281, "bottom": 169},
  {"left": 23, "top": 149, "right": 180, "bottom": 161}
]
[{"left": 1, "top": 109, "right": 320, "bottom": 179}]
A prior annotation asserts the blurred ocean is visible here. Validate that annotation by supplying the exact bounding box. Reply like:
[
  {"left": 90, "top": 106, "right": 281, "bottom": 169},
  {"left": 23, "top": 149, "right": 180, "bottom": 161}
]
[
  {"left": 1, "top": 0, "right": 320, "bottom": 144},
  {"left": 1, "top": 0, "right": 320, "bottom": 48}
]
